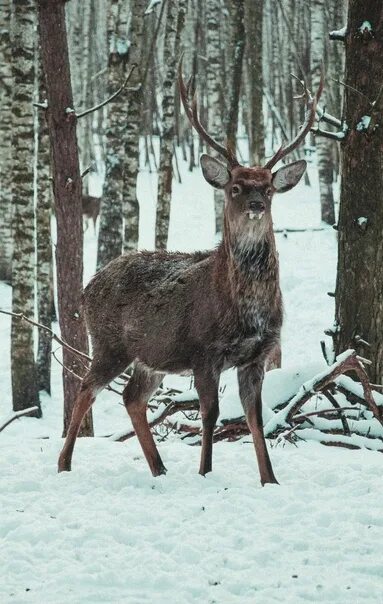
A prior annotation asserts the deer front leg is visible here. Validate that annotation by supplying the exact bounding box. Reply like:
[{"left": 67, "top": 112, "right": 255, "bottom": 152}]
[
  {"left": 194, "top": 367, "right": 220, "bottom": 476},
  {"left": 237, "top": 363, "right": 278, "bottom": 486}
]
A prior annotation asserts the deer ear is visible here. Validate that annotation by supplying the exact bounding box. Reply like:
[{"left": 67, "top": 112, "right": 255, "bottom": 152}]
[
  {"left": 200, "top": 154, "right": 230, "bottom": 189},
  {"left": 272, "top": 160, "right": 307, "bottom": 193}
]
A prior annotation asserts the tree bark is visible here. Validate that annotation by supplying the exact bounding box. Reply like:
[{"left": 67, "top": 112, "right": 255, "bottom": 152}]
[
  {"left": 0, "top": 0, "right": 12, "bottom": 283},
  {"left": 37, "top": 0, "right": 93, "bottom": 436},
  {"left": 155, "top": 0, "right": 179, "bottom": 249},
  {"left": 36, "top": 49, "right": 53, "bottom": 394},
  {"left": 311, "top": 0, "right": 336, "bottom": 225},
  {"left": 335, "top": 0, "right": 383, "bottom": 385},
  {"left": 122, "top": 0, "right": 146, "bottom": 252},
  {"left": 206, "top": 0, "right": 225, "bottom": 234},
  {"left": 10, "top": 0, "right": 40, "bottom": 416},
  {"left": 97, "top": 0, "right": 129, "bottom": 269},
  {"left": 226, "top": 0, "right": 245, "bottom": 153},
  {"left": 244, "top": 0, "right": 264, "bottom": 165}
]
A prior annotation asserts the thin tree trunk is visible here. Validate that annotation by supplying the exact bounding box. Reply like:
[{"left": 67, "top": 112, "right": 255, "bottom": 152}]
[
  {"left": 226, "top": 0, "right": 245, "bottom": 153},
  {"left": 36, "top": 49, "right": 53, "bottom": 394},
  {"left": 122, "top": 0, "right": 146, "bottom": 252},
  {"left": 206, "top": 0, "right": 224, "bottom": 234},
  {"left": 37, "top": 0, "right": 93, "bottom": 437},
  {"left": 311, "top": 0, "right": 336, "bottom": 225},
  {"left": 155, "top": 0, "right": 179, "bottom": 249},
  {"left": 335, "top": 0, "right": 383, "bottom": 385},
  {"left": 97, "top": 0, "right": 129, "bottom": 270},
  {"left": 0, "top": 0, "right": 13, "bottom": 283},
  {"left": 244, "top": 0, "right": 264, "bottom": 165},
  {"left": 10, "top": 0, "right": 40, "bottom": 416}
]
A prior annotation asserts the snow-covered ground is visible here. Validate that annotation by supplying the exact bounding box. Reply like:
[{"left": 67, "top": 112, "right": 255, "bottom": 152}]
[{"left": 1, "top": 153, "right": 382, "bottom": 602}]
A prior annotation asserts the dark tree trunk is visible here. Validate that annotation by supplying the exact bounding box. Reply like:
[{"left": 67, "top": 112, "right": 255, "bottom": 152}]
[
  {"left": 37, "top": 0, "right": 93, "bottom": 437},
  {"left": 226, "top": 0, "right": 245, "bottom": 153},
  {"left": 244, "top": 0, "right": 264, "bottom": 165},
  {"left": 36, "top": 50, "right": 53, "bottom": 394},
  {"left": 335, "top": 0, "right": 383, "bottom": 384}
]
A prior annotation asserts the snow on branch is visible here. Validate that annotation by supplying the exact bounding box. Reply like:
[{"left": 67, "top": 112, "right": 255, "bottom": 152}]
[
  {"left": 144, "top": 0, "right": 162, "bottom": 15},
  {"left": 0, "top": 407, "right": 40, "bottom": 434},
  {"left": 329, "top": 25, "right": 346, "bottom": 41},
  {"left": 106, "top": 350, "right": 383, "bottom": 452}
]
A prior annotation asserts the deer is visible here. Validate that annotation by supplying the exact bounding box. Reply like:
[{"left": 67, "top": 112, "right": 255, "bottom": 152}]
[
  {"left": 82, "top": 194, "right": 101, "bottom": 233},
  {"left": 58, "top": 61, "right": 323, "bottom": 486}
]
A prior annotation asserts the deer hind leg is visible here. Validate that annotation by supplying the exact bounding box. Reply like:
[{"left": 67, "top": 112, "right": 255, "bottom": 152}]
[
  {"left": 122, "top": 364, "right": 166, "bottom": 477},
  {"left": 58, "top": 353, "right": 131, "bottom": 473},
  {"left": 194, "top": 367, "right": 219, "bottom": 476},
  {"left": 237, "top": 363, "right": 278, "bottom": 486}
]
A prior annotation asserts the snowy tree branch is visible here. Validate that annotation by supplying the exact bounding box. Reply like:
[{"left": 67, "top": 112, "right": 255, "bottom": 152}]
[{"left": 0, "top": 407, "right": 40, "bottom": 434}]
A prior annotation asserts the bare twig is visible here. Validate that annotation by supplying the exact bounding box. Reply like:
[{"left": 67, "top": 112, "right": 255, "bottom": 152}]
[
  {"left": 76, "top": 65, "right": 137, "bottom": 119},
  {"left": 0, "top": 407, "right": 40, "bottom": 434},
  {"left": 0, "top": 309, "right": 91, "bottom": 362}
]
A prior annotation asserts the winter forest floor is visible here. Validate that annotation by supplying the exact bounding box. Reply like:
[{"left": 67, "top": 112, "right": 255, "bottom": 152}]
[{"left": 1, "top": 156, "right": 383, "bottom": 603}]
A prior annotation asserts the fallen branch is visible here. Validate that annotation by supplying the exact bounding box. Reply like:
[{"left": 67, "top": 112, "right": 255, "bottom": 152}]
[
  {"left": 108, "top": 398, "right": 199, "bottom": 442},
  {"left": 0, "top": 407, "right": 40, "bottom": 434}
]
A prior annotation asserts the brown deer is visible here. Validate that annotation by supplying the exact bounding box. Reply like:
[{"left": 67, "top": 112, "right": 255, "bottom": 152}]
[
  {"left": 58, "top": 63, "right": 322, "bottom": 485},
  {"left": 82, "top": 195, "right": 101, "bottom": 233}
]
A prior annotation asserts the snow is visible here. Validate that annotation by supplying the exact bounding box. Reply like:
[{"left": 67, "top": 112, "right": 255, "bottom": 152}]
[
  {"left": 2, "top": 147, "right": 383, "bottom": 602},
  {"left": 144, "top": 0, "right": 162, "bottom": 16},
  {"left": 359, "top": 20, "right": 372, "bottom": 33},
  {"left": 1, "top": 436, "right": 383, "bottom": 603},
  {"left": 356, "top": 115, "right": 371, "bottom": 132}
]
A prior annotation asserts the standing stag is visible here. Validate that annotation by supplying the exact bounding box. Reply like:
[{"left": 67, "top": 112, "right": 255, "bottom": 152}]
[{"left": 58, "top": 61, "right": 322, "bottom": 485}]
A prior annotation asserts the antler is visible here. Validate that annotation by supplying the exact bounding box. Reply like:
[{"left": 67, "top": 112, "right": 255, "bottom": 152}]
[
  {"left": 178, "top": 55, "right": 238, "bottom": 167},
  {"left": 264, "top": 72, "right": 324, "bottom": 170}
]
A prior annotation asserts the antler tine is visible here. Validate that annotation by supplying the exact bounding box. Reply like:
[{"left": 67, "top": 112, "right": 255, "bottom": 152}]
[
  {"left": 264, "top": 70, "right": 324, "bottom": 170},
  {"left": 178, "top": 54, "right": 238, "bottom": 167}
]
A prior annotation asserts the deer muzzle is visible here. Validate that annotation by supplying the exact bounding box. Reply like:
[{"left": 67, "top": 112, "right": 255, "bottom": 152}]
[{"left": 247, "top": 200, "right": 265, "bottom": 220}]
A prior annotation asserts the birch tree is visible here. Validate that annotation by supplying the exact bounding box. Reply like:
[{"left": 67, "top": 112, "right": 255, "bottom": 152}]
[
  {"left": 206, "top": 0, "right": 225, "bottom": 234},
  {"left": 0, "top": 0, "right": 12, "bottom": 283},
  {"left": 123, "top": 0, "right": 146, "bottom": 251},
  {"left": 155, "top": 0, "right": 179, "bottom": 249},
  {"left": 10, "top": 0, "right": 40, "bottom": 415},
  {"left": 97, "top": 0, "right": 130, "bottom": 269},
  {"left": 311, "top": 0, "right": 336, "bottom": 225}
]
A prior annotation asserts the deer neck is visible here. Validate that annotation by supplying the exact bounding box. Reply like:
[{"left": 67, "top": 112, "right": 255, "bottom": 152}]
[
  {"left": 222, "top": 216, "right": 278, "bottom": 283},
  {"left": 215, "top": 217, "right": 280, "bottom": 327}
]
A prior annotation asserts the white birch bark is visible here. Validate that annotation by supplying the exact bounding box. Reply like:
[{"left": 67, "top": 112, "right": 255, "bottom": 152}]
[
  {"left": 0, "top": 0, "right": 13, "bottom": 282},
  {"left": 97, "top": 0, "right": 130, "bottom": 269},
  {"left": 122, "top": 0, "right": 146, "bottom": 252},
  {"left": 155, "top": 0, "right": 179, "bottom": 249},
  {"left": 10, "top": 0, "right": 40, "bottom": 414},
  {"left": 311, "top": 0, "right": 336, "bottom": 225},
  {"left": 206, "top": 0, "right": 225, "bottom": 234}
]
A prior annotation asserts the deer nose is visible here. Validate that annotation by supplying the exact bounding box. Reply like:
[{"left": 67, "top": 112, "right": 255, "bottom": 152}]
[{"left": 248, "top": 200, "right": 265, "bottom": 213}]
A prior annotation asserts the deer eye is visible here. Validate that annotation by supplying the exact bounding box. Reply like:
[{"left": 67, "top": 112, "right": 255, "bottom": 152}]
[
  {"left": 266, "top": 187, "right": 272, "bottom": 197},
  {"left": 232, "top": 184, "right": 242, "bottom": 196}
]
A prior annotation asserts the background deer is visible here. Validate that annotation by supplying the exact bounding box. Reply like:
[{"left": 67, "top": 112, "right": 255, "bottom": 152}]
[
  {"left": 82, "top": 194, "right": 101, "bottom": 233},
  {"left": 58, "top": 63, "right": 322, "bottom": 485}
]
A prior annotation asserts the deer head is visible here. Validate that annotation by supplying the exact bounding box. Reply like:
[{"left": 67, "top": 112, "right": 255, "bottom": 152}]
[{"left": 178, "top": 58, "right": 323, "bottom": 238}]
